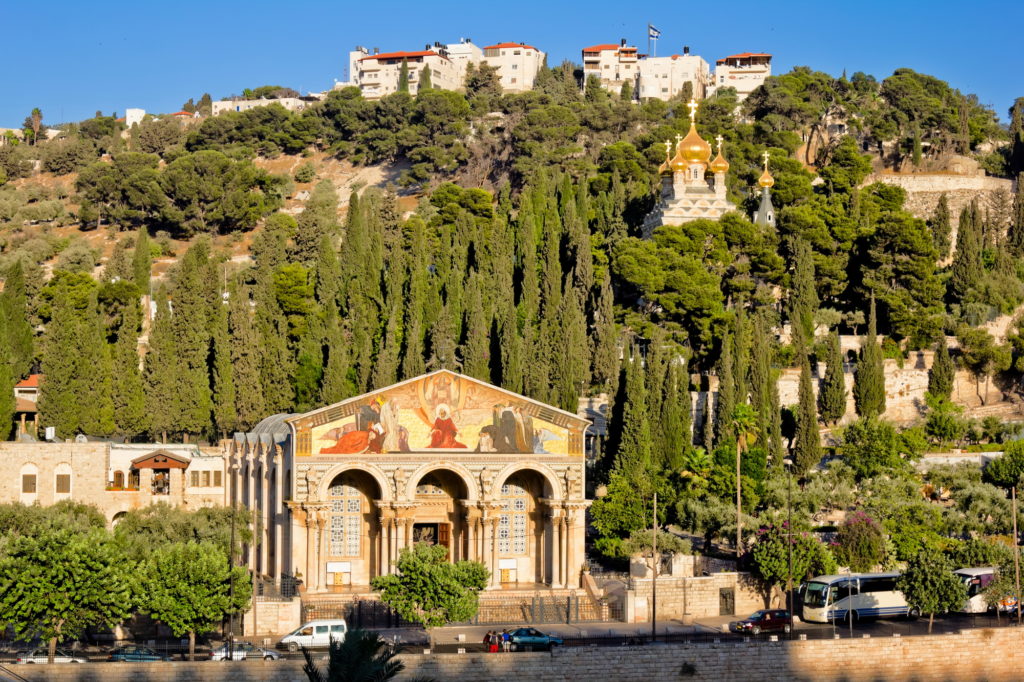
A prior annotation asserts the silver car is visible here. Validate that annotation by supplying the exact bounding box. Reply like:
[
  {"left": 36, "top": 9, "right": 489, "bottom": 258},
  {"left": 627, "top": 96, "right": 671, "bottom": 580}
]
[
  {"left": 210, "top": 642, "right": 281, "bottom": 661},
  {"left": 15, "top": 648, "right": 88, "bottom": 664}
]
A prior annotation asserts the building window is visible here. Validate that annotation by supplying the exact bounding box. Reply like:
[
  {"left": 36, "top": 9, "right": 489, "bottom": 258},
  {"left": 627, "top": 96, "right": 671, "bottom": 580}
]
[
  {"left": 513, "top": 50, "right": 521, "bottom": 55},
  {"left": 202, "top": 471, "right": 211, "bottom": 487},
  {"left": 511, "top": 78, "right": 517, "bottom": 84},
  {"left": 512, "top": 63, "right": 518, "bottom": 69},
  {"left": 55, "top": 474, "right": 71, "bottom": 494},
  {"left": 22, "top": 474, "right": 36, "bottom": 494},
  {"left": 214, "top": 471, "right": 223, "bottom": 487},
  {"left": 191, "top": 471, "right": 200, "bottom": 487},
  {"left": 113, "top": 471, "right": 124, "bottom": 488},
  {"left": 416, "top": 475, "right": 446, "bottom": 495},
  {"left": 500, "top": 478, "right": 529, "bottom": 555},
  {"left": 329, "top": 477, "right": 362, "bottom": 557}
]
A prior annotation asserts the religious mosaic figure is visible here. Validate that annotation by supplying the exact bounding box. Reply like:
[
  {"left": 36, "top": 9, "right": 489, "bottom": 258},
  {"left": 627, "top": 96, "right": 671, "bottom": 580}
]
[{"left": 427, "top": 404, "right": 466, "bottom": 448}]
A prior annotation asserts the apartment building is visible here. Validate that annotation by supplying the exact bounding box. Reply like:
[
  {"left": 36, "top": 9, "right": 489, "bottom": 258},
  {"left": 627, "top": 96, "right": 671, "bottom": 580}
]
[
  {"left": 636, "top": 49, "right": 712, "bottom": 101},
  {"left": 581, "top": 40, "right": 640, "bottom": 94},
  {"left": 348, "top": 46, "right": 462, "bottom": 98},
  {"left": 712, "top": 52, "right": 772, "bottom": 100},
  {"left": 482, "top": 42, "right": 546, "bottom": 92}
]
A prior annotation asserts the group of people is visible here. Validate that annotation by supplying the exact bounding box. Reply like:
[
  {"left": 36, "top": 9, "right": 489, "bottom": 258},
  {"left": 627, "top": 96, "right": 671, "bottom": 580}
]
[{"left": 483, "top": 630, "right": 512, "bottom": 653}]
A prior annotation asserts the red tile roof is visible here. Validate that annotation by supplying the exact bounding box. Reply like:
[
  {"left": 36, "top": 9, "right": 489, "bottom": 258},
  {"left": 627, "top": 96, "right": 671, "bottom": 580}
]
[
  {"left": 717, "top": 52, "right": 772, "bottom": 62},
  {"left": 582, "top": 44, "right": 624, "bottom": 52},
  {"left": 15, "top": 374, "right": 40, "bottom": 388},
  {"left": 171, "top": 111, "right": 193, "bottom": 117},
  {"left": 484, "top": 42, "right": 538, "bottom": 51},
  {"left": 359, "top": 50, "right": 447, "bottom": 62}
]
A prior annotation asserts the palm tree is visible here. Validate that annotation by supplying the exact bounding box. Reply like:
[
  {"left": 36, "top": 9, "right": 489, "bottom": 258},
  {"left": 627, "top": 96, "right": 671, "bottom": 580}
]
[
  {"left": 302, "top": 628, "right": 434, "bottom": 682},
  {"left": 731, "top": 404, "right": 759, "bottom": 557}
]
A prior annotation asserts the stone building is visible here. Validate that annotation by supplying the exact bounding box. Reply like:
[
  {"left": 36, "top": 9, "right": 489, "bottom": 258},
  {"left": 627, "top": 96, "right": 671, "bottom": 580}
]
[
  {"left": 233, "top": 370, "right": 590, "bottom": 593},
  {"left": 346, "top": 47, "right": 464, "bottom": 98},
  {"left": 711, "top": 52, "right": 772, "bottom": 100},
  {"left": 643, "top": 99, "right": 737, "bottom": 235},
  {"left": 581, "top": 41, "right": 640, "bottom": 94},
  {"left": 481, "top": 42, "right": 546, "bottom": 92},
  {"left": 636, "top": 49, "right": 712, "bottom": 101}
]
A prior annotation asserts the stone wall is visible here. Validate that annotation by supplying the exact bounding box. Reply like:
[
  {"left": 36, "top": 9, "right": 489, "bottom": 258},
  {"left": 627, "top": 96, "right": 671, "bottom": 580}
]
[
  {"left": 626, "top": 572, "right": 765, "bottom": 622},
  {"left": 13, "top": 627, "right": 1024, "bottom": 681},
  {"left": 244, "top": 597, "right": 302, "bottom": 637}
]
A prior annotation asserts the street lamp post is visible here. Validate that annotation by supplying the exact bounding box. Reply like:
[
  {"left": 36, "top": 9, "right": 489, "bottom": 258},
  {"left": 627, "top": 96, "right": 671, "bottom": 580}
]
[
  {"left": 228, "top": 462, "right": 237, "bottom": 660},
  {"left": 786, "top": 457, "right": 794, "bottom": 639},
  {"left": 651, "top": 492, "right": 658, "bottom": 642}
]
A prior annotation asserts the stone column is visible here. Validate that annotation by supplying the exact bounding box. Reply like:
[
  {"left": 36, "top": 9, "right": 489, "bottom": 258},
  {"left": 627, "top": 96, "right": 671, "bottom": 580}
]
[
  {"left": 304, "top": 510, "right": 317, "bottom": 591},
  {"left": 481, "top": 511, "right": 494, "bottom": 588},
  {"left": 316, "top": 511, "right": 328, "bottom": 592},
  {"left": 550, "top": 507, "right": 564, "bottom": 588},
  {"left": 490, "top": 516, "right": 500, "bottom": 588},
  {"left": 466, "top": 515, "right": 476, "bottom": 562},
  {"left": 273, "top": 454, "right": 285, "bottom": 580},
  {"left": 560, "top": 514, "right": 570, "bottom": 588}
]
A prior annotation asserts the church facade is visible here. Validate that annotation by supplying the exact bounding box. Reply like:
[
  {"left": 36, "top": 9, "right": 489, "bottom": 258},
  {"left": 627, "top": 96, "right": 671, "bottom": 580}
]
[{"left": 246, "top": 371, "right": 590, "bottom": 593}]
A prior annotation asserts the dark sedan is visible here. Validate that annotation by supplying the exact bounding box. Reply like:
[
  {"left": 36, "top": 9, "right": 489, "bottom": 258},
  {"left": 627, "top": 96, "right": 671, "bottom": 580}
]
[
  {"left": 729, "top": 609, "right": 792, "bottom": 635},
  {"left": 108, "top": 645, "right": 172, "bottom": 662}
]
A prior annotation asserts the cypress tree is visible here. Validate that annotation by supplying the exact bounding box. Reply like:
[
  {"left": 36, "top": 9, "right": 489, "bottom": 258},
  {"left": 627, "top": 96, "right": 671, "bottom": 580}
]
[
  {"left": 103, "top": 237, "right": 134, "bottom": 283},
  {"left": 419, "top": 65, "right": 432, "bottom": 91},
  {"left": 255, "top": 276, "right": 295, "bottom": 413},
  {"left": 400, "top": 217, "right": 429, "bottom": 380},
  {"left": 427, "top": 304, "right": 458, "bottom": 370},
  {"left": 170, "top": 242, "right": 214, "bottom": 437},
  {"left": 211, "top": 295, "right": 237, "bottom": 438},
  {"left": 928, "top": 335, "right": 955, "bottom": 401},
  {"left": 0, "top": 324, "right": 15, "bottom": 440},
  {"left": 614, "top": 346, "right": 652, "bottom": 477},
  {"left": 553, "top": 285, "right": 589, "bottom": 413},
  {"left": 320, "top": 311, "right": 354, "bottom": 405},
  {"left": 590, "top": 270, "right": 619, "bottom": 394},
  {"left": 293, "top": 180, "right": 339, "bottom": 263},
  {"left": 853, "top": 298, "right": 886, "bottom": 418},
  {"left": 794, "top": 351, "right": 821, "bottom": 476},
  {"left": 397, "top": 59, "right": 410, "bottom": 93},
  {"left": 660, "top": 361, "right": 688, "bottom": 470},
  {"left": 733, "top": 306, "right": 751, "bottom": 405},
  {"left": 38, "top": 297, "right": 83, "bottom": 439},
  {"left": 498, "top": 298, "right": 524, "bottom": 393},
  {"left": 78, "top": 297, "right": 115, "bottom": 438},
  {"left": 1008, "top": 177, "right": 1024, "bottom": 259},
  {"left": 715, "top": 334, "right": 736, "bottom": 444},
  {"left": 314, "top": 235, "right": 343, "bottom": 311},
  {"left": 930, "top": 194, "right": 953, "bottom": 260},
  {"left": 789, "top": 238, "right": 818, "bottom": 341},
  {"left": 0, "top": 261, "right": 35, "bottom": 379},
  {"left": 701, "top": 390, "right": 715, "bottom": 454},
  {"left": 111, "top": 298, "right": 147, "bottom": 438},
  {"left": 460, "top": 274, "right": 490, "bottom": 382},
  {"left": 819, "top": 331, "right": 847, "bottom": 426},
  {"left": 950, "top": 201, "right": 983, "bottom": 301},
  {"left": 145, "top": 286, "right": 179, "bottom": 442},
  {"left": 132, "top": 228, "right": 152, "bottom": 294},
  {"left": 749, "top": 313, "right": 772, "bottom": 442},
  {"left": 767, "top": 366, "right": 785, "bottom": 464}
]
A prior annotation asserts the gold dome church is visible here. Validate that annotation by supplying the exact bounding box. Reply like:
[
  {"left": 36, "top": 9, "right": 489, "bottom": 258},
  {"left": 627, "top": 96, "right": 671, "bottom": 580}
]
[
  {"left": 231, "top": 370, "right": 590, "bottom": 593},
  {"left": 642, "top": 99, "right": 738, "bottom": 236}
]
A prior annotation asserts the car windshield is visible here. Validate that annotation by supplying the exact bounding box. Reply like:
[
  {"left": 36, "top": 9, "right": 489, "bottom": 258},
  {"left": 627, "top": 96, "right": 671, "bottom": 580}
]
[
  {"left": 748, "top": 611, "right": 766, "bottom": 621},
  {"left": 803, "top": 581, "right": 829, "bottom": 607}
]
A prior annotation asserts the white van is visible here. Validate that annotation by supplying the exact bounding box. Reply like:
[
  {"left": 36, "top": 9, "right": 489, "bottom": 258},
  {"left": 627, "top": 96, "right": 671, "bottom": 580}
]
[{"left": 278, "top": 619, "right": 347, "bottom": 651}]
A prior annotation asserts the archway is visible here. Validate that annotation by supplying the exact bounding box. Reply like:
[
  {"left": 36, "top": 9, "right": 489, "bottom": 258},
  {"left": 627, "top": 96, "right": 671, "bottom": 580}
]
[
  {"left": 324, "top": 470, "right": 382, "bottom": 589},
  {"left": 409, "top": 468, "right": 469, "bottom": 562},
  {"left": 495, "top": 470, "right": 546, "bottom": 586}
]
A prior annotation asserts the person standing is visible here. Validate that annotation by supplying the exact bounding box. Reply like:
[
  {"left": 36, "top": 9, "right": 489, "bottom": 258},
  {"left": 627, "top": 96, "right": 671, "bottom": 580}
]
[{"left": 502, "top": 630, "right": 511, "bottom": 652}]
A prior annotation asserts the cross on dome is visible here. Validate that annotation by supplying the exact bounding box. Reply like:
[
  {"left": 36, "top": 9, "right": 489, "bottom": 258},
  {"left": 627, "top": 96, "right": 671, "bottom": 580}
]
[
  {"left": 715, "top": 135, "right": 724, "bottom": 150},
  {"left": 687, "top": 99, "right": 699, "bottom": 123},
  {"left": 762, "top": 151, "right": 770, "bottom": 169},
  {"left": 675, "top": 133, "right": 683, "bottom": 144}
]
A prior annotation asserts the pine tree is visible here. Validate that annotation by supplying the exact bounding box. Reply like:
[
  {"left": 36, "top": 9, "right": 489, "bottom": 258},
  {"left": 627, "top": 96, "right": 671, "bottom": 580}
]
[
  {"left": 132, "top": 228, "right": 152, "bottom": 294},
  {"left": 1008, "top": 177, "right": 1024, "bottom": 259},
  {"left": 928, "top": 334, "right": 955, "bottom": 401},
  {"left": 818, "top": 331, "right": 847, "bottom": 425},
  {"left": 853, "top": 298, "right": 886, "bottom": 418},
  {"left": 715, "top": 334, "right": 736, "bottom": 444},
  {"left": 111, "top": 298, "right": 147, "bottom": 438},
  {"left": 930, "top": 194, "right": 953, "bottom": 260},
  {"left": 0, "top": 261, "right": 35, "bottom": 379},
  {"left": 794, "top": 351, "right": 821, "bottom": 476},
  {"left": 38, "top": 298, "right": 83, "bottom": 439},
  {"left": 211, "top": 295, "right": 237, "bottom": 438},
  {"left": 145, "top": 287, "right": 179, "bottom": 442},
  {"left": 789, "top": 238, "right": 818, "bottom": 341},
  {"left": 950, "top": 201, "right": 983, "bottom": 301}
]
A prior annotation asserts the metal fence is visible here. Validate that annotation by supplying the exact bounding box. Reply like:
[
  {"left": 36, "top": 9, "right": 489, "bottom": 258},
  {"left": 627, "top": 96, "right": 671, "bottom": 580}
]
[{"left": 255, "top": 576, "right": 301, "bottom": 601}]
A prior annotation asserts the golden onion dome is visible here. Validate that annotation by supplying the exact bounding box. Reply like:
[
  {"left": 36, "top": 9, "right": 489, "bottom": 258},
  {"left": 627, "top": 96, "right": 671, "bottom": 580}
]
[
  {"left": 670, "top": 136, "right": 688, "bottom": 172},
  {"left": 709, "top": 149, "right": 730, "bottom": 174},
  {"left": 679, "top": 123, "right": 712, "bottom": 165},
  {"left": 758, "top": 168, "right": 775, "bottom": 188}
]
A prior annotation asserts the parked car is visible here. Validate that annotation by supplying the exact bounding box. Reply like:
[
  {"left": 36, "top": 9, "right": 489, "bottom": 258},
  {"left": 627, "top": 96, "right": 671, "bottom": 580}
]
[
  {"left": 14, "top": 648, "right": 87, "bottom": 664},
  {"left": 730, "top": 609, "right": 793, "bottom": 635},
  {"left": 107, "top": 645, "right": 172, "bottom": 662},
  {"left": 277, "top": 619, "right": 347, "bottom": 652},
  {"left": 508, "top": 627, "right": 563, "bottom": 651},
  {"left": 211, "top": 642, "right": 281, "bottom": 661}
]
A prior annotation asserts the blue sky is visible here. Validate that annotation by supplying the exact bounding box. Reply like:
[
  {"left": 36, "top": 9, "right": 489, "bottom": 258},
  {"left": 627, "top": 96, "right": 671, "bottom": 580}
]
[{"left": 2, "top": 0, "right": 1021, "bottom": 128}]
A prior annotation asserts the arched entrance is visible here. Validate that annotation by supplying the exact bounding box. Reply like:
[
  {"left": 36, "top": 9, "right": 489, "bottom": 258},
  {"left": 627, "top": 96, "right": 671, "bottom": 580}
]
[
  {"left": 325, "top": 470, "right": 381, "bottom": 590},
  {"left": 409, "top": 468, "right": 469, "bottom": 562},
  {"left": 496, "top": 470, "right": 545, "bottom": 586}
]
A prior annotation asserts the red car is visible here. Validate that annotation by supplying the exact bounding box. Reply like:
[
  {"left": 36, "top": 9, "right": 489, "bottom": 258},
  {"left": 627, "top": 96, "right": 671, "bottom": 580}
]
[{"left": 729, "top": 609, "right": 792, "bottom": 635}]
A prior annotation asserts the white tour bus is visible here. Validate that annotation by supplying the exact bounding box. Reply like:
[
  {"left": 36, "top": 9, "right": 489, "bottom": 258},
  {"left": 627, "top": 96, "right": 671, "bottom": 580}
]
[
  {"left": 954, "top": 567, "right": 997, "bottom": 613},
  {"left": 802, "top": 572, "right": 916, "bottom": 623}
]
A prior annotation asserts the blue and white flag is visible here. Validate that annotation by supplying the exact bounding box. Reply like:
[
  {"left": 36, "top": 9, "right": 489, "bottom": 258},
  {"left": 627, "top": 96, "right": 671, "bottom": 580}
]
[{"left": 648, "top": 24, "right": 662, "bottom": 39}]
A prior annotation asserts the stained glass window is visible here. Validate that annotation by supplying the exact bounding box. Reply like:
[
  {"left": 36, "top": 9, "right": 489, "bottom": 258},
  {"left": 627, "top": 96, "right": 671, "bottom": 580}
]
[
  {"left": 328, "top": 477, "right": 361, "bottom": 557},
  {"left": 501, "top": 477, "right": 529, "bottom": 556}
]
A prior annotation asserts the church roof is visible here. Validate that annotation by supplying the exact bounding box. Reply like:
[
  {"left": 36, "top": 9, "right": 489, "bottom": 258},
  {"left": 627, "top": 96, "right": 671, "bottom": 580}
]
[
  {"left": 130, "top": 449, "right": 190, "bottom": 469},
  {"left": 289, "top": 369, "right": 591, "bottom": 430}
]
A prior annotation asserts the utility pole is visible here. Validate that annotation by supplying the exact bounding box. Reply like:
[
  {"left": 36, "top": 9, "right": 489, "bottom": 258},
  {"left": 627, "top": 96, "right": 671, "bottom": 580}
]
[
  {"left": 1014, "top": 487, "right": 1021, "bottom": 626},
  {"left": 228, "top": 463, "right": 237, "bottom": 660},
  {"left": 651, "top": 492, "right": 658, "bottom": 642},
  {"left": 787, "top": 459, "right": 794, "bottom": 637}
]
